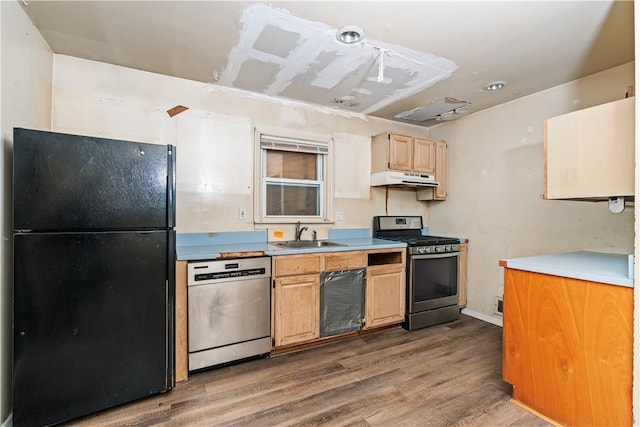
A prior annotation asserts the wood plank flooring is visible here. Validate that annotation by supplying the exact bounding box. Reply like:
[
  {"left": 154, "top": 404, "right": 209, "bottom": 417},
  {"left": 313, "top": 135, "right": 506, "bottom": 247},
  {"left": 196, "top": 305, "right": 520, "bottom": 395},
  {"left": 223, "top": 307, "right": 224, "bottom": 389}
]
[{"left": 66, "top": 315, "right": 550, "bottom": 426}]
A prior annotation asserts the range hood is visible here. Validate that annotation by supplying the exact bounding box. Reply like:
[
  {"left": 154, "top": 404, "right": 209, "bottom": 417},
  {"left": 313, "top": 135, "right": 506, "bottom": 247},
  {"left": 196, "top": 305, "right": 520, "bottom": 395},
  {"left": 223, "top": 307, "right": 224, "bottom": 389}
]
[{"left": 371, "top": 171, "right": 439, "bottom": 188}]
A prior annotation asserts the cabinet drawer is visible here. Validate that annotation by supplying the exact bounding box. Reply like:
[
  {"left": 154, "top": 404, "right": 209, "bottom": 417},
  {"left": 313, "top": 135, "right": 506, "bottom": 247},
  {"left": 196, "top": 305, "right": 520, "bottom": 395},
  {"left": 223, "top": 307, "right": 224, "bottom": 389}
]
[
  {"left": 324, "top": 251, "right": 366, "bottom": 272},
  {"left": 273, "top": 254, "right": 322, "bottom": 277}
]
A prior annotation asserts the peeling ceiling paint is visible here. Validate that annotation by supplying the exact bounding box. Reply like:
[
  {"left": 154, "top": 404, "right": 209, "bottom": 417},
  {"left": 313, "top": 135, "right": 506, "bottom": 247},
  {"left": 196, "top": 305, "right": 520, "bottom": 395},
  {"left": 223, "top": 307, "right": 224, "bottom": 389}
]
[
  {"left": 20, "top": 1, "right": 633, "bottom": 127},
  {"left": 218, "top": 4, "right": 457, "bottom": 115}
]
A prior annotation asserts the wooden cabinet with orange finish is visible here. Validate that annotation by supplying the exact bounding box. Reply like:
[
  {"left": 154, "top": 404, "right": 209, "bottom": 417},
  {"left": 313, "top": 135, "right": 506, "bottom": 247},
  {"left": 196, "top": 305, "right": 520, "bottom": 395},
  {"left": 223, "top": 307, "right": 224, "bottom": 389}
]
[{"left": 502, "top": 268, "right": 632, "bottom": 426}]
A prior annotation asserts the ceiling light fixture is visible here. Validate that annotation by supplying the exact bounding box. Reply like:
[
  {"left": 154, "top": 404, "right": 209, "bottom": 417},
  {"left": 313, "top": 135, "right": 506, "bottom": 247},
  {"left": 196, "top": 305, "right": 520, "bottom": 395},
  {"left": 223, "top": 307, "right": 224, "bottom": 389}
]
[
  {"left": 484, "top": 81, "right": 506, "bottom": 91},
  {"left": 336, "top": 25, "right": 365, "bottom": 44}
]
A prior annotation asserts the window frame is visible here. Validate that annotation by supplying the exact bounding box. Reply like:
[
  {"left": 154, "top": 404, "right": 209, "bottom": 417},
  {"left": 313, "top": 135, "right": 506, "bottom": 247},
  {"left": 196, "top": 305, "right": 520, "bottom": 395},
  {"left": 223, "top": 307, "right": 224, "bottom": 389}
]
[{"left": 254, "top": 130, "right": 334, "bottom": 224}]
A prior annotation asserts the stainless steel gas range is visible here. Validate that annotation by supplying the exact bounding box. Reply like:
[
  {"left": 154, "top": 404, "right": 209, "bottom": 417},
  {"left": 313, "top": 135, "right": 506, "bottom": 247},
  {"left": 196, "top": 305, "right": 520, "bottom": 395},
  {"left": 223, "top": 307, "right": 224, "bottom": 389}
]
[{"left": 373, "top": 215, "right": 460, "bottom": 331}]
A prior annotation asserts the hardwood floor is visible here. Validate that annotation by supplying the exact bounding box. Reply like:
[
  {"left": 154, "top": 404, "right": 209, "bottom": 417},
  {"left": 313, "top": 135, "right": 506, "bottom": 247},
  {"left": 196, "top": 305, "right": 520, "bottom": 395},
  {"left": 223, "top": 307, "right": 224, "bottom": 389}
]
[{"left": 66, "top": 315, "right": 550, "bottom": 426}]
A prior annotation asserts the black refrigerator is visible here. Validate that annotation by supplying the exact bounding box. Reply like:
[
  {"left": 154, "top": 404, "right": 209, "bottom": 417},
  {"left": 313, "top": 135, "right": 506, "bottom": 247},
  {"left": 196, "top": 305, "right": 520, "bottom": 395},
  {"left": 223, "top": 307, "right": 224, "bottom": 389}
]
[{"left": 12, "top": 128, "right": 176, "bottom": 427}]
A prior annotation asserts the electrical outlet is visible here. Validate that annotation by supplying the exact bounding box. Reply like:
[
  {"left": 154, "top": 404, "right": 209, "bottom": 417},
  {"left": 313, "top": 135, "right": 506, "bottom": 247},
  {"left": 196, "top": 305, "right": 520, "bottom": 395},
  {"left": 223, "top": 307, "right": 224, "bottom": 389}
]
[
  {"left": 239, "top": 208, "right": 247, "bottom": 220},
  {"left": 336, "top": 210, "right": 343, "bottom": 221}
]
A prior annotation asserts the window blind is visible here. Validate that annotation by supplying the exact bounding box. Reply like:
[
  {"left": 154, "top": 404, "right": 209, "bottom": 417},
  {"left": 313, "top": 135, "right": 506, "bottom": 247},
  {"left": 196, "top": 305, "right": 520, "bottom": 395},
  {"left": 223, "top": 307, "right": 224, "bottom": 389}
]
[{"left": 260, "top": 134, "right": 329, "bottom": 154}]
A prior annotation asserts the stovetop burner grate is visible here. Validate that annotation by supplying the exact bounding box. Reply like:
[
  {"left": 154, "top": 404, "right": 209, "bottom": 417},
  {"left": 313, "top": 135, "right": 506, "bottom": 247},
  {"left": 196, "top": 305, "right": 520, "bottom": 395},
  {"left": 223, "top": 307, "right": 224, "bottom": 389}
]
[
  {"left": 372, "top": 215, "right": 459, "bottom": 246},
  {"left": 377, "top": 234, "right": 460, "bottom": 246}
]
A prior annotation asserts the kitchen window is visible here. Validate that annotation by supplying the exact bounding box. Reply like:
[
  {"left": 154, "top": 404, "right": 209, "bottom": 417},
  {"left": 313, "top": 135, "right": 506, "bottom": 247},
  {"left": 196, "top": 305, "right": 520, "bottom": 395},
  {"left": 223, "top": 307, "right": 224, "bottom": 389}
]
[{"left": 255, "top": 133, "right": 332, "bottom": 222}]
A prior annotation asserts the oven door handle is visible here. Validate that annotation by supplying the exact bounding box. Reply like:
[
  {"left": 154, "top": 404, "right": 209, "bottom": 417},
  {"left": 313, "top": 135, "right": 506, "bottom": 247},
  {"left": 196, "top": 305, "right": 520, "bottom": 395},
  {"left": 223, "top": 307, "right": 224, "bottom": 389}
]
[{"left": 411, "top": 252, "right": 459, "bottom": 260}]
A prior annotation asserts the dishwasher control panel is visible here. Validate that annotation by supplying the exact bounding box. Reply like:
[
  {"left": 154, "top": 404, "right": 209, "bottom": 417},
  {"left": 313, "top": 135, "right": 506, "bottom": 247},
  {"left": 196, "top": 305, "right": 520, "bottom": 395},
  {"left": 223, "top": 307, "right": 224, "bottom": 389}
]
[
  {"left": 187, "top": 257, "right": 271, "bottom": 285},
  {"left": 194, "top": 268, "right": 266, "bottom": 282}
]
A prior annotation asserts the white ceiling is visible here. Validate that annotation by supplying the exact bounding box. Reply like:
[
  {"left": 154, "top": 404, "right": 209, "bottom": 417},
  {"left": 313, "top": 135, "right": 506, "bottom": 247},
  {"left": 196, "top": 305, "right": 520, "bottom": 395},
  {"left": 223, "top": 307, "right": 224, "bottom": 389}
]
[{"left": 20, "top": 1, "right": 634, "bottom": 126}]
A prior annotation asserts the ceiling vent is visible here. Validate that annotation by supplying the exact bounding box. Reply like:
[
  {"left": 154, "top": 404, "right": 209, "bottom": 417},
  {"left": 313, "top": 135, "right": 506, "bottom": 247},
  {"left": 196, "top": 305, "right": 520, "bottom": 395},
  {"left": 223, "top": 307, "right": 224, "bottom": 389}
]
[{"left": 395, "top": 97, "right": 470, "bottom": 122}]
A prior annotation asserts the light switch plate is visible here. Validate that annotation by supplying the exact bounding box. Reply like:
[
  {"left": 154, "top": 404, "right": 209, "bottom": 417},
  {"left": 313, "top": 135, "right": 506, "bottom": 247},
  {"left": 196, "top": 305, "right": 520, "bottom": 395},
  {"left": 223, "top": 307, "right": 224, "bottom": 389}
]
[{"left": 336, "top": 211, "right": 343, "bottom": 221}]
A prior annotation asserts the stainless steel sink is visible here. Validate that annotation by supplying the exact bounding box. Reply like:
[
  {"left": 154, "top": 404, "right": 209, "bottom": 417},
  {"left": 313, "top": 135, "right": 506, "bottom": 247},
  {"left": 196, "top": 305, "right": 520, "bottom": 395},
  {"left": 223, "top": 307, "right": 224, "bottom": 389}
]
[{"left": 271, "top": 240, "right": 345, "bottom": 249}]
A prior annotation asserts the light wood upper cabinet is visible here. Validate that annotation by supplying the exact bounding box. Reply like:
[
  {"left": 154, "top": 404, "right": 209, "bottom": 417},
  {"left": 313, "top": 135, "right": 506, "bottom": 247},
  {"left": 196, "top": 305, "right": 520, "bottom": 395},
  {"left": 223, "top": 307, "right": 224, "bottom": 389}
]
[
  {"left": 388, "top": 133, "right": 413, "bottom": 171},
  {"left": 413, "top": 137, "right": 436, "bottom": 173},
  {"left": 433, "top": 140, "right": 447, "bottom": 200},
  {"left": 416, "top": 139, "right": 448, "bottom": 201},
  {"left": 544, "top": 96, "right": 634, "bottom": 200},
  {"left": 372, "top": 132, "right": 436, "bottom": 174}
]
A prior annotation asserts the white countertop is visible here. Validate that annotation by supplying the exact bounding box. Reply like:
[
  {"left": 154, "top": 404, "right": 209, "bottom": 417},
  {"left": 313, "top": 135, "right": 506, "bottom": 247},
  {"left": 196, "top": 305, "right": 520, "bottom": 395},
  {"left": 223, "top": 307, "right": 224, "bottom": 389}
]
[{"left": 500, "top": 251, "right": 634, "bottom": 287}]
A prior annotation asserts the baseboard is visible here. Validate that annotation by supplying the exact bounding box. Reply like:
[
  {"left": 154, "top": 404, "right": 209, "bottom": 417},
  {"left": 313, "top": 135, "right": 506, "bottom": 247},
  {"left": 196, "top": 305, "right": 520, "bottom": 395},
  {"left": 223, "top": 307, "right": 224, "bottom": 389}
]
[
  {"left": 1, "top": 413, "right": 12, "bottom": 427},
  {"left": 461, "top": 308, "right": 503, "bottom": 327}
]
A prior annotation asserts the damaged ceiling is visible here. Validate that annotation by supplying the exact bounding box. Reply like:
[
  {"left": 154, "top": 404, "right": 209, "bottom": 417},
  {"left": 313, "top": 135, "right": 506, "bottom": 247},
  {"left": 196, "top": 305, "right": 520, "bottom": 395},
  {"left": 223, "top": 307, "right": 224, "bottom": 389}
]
[{"left": 19, "top": 1, "right": 635, "bottom": 126}]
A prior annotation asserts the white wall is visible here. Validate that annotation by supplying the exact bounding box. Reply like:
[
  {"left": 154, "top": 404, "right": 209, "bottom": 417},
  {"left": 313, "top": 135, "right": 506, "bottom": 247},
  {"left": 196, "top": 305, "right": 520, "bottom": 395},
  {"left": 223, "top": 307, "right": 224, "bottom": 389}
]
[
  {"left": 51, "top": 55, "right": 431, "bottom": 239},
  {"left": 0, "top": 1, "right": 53, "bottom": 422},
  {"left": 428, "top": 62, "right": 635, "bottom": 321}
]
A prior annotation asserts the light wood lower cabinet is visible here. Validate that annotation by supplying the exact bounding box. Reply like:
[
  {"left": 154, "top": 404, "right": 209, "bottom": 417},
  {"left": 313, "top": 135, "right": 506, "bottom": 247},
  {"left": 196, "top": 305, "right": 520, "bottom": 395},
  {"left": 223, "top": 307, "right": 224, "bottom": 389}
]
[
  {"left": 272, "top": 248, "right": 405, "bottom": 349},
  {"left": 175, "top": 260, "right": 188, "bottom": 383},
  {"left": 364, "top": 264, "right": 405, "bottom": 329},
  {"left": 364, "top": 248, "right": 406, "bottom": 330},
  {"left": 458, "top": 242, "right": 468, "bottom": 308},
  {"left": 272, "top": 254, "right": 322, "bottom": 347},
  {"left": 503, "top": 268, "right": 632, "bottom": 426},
  {"left": 273, "top": 274, "right": 320, "bottom": 347}
]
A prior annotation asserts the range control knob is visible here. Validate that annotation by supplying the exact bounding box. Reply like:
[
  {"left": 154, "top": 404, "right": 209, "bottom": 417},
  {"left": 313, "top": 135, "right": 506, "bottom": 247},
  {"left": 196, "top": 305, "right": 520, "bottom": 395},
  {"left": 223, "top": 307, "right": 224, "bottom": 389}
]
[
  {"left": 434, "top": 246, "right": 441, "bottom": 252},
  {"left": 417, "top": 247, "right": 425, "bottom": 254}
]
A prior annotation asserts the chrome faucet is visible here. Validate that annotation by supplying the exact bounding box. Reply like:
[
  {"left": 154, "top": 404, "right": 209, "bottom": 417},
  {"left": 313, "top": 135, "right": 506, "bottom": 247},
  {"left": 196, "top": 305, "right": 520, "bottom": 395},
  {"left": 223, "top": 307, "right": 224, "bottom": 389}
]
[{"left": 295, "top": 221, "right": 308, "bottom": 241}]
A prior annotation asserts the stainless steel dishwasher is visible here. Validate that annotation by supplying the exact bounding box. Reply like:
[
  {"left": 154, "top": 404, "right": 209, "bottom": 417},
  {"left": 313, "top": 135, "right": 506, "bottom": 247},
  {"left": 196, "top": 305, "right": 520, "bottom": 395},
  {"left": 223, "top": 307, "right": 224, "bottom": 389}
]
[{"left": 187, "top": 257, "right": 271, "bottom": 371}]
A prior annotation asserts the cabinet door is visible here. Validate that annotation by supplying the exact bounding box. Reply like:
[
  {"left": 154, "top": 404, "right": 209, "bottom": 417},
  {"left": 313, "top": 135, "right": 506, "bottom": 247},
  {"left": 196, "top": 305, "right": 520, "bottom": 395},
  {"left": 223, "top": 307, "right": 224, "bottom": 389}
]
[
  {"left": 413, "top": 137, "right": 435, "bottom": 173},
  {"left": 364, "top": 265, "right": 405, "bottom": 329},
  {"left": 544, "top": 97, "right": 634, "bottom": 199},
  {"left": 274, "top": 274, "right": 320, "bottom": 347},
  {"left": 433, "top": 140, "right": 448, "bottom": 200},
  {"left": 503, "top": 268, "right": 632, "bottom": 426},
  {"left": 388, "top": 134, "right": 413, "bottom": 171},
  {"left": 458, "top": 243, "right": 468, "bottom": 308}
]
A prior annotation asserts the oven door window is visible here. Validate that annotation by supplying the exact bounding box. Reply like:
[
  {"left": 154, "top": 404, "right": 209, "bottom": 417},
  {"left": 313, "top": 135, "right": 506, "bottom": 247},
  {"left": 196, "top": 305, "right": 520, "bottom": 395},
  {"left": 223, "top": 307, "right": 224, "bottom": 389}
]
[{"left": 411, "top": 254, "right": 459, "bottom": 309}]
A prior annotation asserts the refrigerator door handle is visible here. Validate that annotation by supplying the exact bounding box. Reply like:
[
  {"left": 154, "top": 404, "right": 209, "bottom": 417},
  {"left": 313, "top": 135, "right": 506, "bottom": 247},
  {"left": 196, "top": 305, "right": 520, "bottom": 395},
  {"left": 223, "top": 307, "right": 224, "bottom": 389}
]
[
  {"left": 167, "top": 145, "right": 176, "bottom": 228},
  {"left": 167, "top": 230, "right": 176, "bottom": 389}
]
